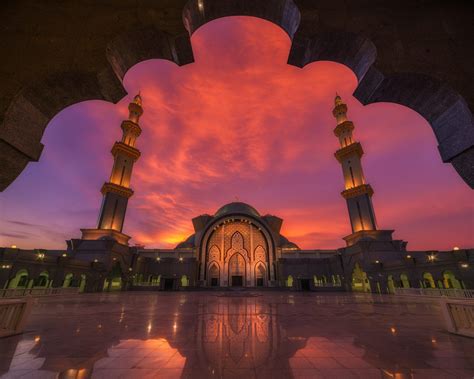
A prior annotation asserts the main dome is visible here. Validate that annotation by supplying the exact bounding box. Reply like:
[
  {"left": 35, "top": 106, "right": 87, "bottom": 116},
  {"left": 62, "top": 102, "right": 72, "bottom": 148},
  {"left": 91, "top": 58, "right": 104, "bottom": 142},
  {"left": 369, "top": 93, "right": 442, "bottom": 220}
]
[{"left": 214, "top": 202, "right": 260, "bottom": 218}]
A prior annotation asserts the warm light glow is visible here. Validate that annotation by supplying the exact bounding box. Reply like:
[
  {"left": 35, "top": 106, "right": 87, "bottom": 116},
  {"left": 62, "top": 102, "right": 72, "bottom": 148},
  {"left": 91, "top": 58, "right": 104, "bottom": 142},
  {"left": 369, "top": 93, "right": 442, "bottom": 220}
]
[
  {"left": 375, "top": 260, "right": 380, "bottom": 264},
  {"left": 453, "top": 246, "right": 460, "bottom": 251},
  {"left": 390, "top": 327, "right": 396, "bottom": 334},
  {"left": 461, "top": 263, "right": 469, "bottom": 268},
  {"left": 34, "top": 336, "right": 41, "bottom": 343},
  {"left": 431, "top": 338, "right": 437, "bottom": 343},
  {"left": 428, "top": 254, "right": 436, "bottom": 262},
  {"left": 10, "top": 245, "right": 17, "bottom": 249},
  {"left": 2, "top": 17, "right": 472, "bottom": 251},
  {"left": 93, "top": 259, "right": 98, "bottom": 263},
  {"left": 62, "top": 253, "right": 67, "bottom": 257},
  {"left": 179, "top": 257, "right": 183, "bottom": 262},
  {"left": 156, "top": 257, "right": 161, "bottom": 261},
  {"left": 406, "top": 255, "right": 411, "bottom": 259}
]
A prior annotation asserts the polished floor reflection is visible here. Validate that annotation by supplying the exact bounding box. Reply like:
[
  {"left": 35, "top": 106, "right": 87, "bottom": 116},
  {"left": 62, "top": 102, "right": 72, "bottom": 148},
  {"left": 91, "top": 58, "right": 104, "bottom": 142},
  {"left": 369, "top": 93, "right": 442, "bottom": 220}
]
[{"left": 0, "top": 292, "right": 473, "bottom": 378}]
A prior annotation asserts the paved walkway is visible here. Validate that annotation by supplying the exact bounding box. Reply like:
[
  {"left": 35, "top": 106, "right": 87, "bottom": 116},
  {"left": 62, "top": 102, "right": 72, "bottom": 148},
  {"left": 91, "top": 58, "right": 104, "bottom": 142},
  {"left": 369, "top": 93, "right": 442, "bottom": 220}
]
[{"left": 0, "top": 292, "right": 473, "bottom": 378}]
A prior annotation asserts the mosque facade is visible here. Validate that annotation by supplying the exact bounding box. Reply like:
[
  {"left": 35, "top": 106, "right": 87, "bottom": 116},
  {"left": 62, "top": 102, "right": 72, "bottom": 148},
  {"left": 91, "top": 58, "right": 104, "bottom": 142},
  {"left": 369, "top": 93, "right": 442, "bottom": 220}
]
[{"left": 0, "top": 95, "right": 472, "bottom": 294}]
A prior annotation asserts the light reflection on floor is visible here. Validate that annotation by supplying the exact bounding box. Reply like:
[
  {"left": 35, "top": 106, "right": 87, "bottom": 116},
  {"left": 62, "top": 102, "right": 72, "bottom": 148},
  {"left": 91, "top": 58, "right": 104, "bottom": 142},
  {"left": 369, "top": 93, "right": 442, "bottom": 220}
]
[{"left": 0, "top": 292, "right": 473, "bottom": 378}]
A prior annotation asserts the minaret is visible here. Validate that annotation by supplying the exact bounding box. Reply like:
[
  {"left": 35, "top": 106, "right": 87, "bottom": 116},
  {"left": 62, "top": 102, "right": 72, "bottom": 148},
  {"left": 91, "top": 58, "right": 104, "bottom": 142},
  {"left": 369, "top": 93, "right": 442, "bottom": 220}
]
[
  {"left": 81, "top": 94, "right": 143, "bottom": 245},
  {"left": 332, "top": 95, "right": 392, "bottom": 246}
]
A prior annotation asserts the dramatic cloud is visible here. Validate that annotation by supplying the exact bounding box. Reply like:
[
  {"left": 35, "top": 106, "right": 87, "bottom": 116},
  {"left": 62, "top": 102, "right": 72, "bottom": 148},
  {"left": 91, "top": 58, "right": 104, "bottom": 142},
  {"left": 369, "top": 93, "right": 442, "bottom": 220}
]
[{"left": 0, "top": 17, "right": 472, "bottom": 250}]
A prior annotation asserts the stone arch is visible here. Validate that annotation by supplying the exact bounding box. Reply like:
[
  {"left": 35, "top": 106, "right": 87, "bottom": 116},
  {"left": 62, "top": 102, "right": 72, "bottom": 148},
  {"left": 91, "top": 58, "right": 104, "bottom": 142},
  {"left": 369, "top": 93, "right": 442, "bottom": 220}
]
[
  {"left": 228, "top": 252, "right": 247, "bottom": 286},
  {"left": 182, "top": 0, "right": 301, "bottom": 39},
  {"left": 442, "top": 270, "right": 462, "bottom": 289},
  {"left": 63, "top": 272, "right": 74, "bottom": 288},
  {"left": 208, "top": 262, "right": 220, "bottom": 287},
  {"left": 254, "top": 245, "right": 266, "bottom": 262},
  {"left": 34, "top": 270, "right": 49, "bottom": 288},
  {"left": 400, "top": 273, "right": 410, "bottom": 289},
  {"left": 387, "top": 275, "right": 396, "bottom": 294},
  {"left": 8, "top": 269, "right": 29, "bottom": 289},
  {"left": 254, "top": 262, "right": 266, "bottom": 287},
  {"left": 181, "top": 275, "right": 189, "bottom": 287},
  {"left": 208, "top": 245, "right": 221, "bottom": 262},
  {"left": 422, "top": 272, "right": 436, "bottom": 289},
  {"left": 0, "top": 0, "right": 473, "bottom": 190},
  {"left": 351, "top": 263, "right": 371, "bottom": 292},
  {"left": 79, "top": 274, "right": 87, "bottom": 293}
]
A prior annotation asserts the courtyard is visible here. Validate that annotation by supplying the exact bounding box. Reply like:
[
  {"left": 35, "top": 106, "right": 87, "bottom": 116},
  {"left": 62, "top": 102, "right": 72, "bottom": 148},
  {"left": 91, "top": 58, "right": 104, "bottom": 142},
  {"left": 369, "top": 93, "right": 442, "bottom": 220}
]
[{"left": 0, "top": 292, "right": 473, "bottom": 378}]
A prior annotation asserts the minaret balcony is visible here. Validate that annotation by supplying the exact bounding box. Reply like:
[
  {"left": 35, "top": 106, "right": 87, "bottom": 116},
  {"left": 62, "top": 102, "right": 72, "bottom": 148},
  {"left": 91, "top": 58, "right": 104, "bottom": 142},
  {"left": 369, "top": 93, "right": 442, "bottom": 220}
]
[
  {"left": 335, "top": 142, "right": 363, "bottom": 162},
  {"left": 101, "top": 182, "right": 134, "bottom": 198},
  {"left": 341, "top": 184, "right": 374, "bottom": 199},
  {"left": 333, "top": 121, "right": 354, "bottom": 137},
  {"left": 111, "top": 141, "right": 141, "bottom": 160}
]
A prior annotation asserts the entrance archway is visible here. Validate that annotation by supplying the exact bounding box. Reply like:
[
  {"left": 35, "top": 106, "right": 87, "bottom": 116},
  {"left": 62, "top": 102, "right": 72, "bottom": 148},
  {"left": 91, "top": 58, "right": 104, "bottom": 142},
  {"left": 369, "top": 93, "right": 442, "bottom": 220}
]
[
  {"left": 255, "top": 263, "right": 266, "bottom": 287},
  {"left": 229, "top": 253, "right": 246, "bottom": 287},
  {"left": 208, "top": 263, "right": 220, "bottom": 287},
  {"left": 351, "top": 263, "right": 371, "bottom": 292}
]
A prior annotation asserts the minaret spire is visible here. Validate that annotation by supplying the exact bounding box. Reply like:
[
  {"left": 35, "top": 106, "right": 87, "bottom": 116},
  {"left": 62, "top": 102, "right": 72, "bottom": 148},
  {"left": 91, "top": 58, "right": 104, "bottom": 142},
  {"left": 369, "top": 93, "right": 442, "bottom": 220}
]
[
  {"left": 332, "top": 95, "right": 388, "bottom": 246},
  {"left": 80, "top": 94, "right": 143, "bottom": 245}
]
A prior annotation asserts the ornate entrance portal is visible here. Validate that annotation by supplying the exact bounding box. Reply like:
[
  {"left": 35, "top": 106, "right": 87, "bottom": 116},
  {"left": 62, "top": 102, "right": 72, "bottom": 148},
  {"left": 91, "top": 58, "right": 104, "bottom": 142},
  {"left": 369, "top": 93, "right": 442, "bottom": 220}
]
[{"left": 203, "top": 214, "right": 273, "bottom": 287}]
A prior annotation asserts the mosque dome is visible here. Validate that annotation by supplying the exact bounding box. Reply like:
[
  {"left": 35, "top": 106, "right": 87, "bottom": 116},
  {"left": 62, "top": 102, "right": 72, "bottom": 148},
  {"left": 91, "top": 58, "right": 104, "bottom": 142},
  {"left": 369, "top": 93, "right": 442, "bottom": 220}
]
[{"left": 214, "top": 202, "right": 260, "bottom": 218}]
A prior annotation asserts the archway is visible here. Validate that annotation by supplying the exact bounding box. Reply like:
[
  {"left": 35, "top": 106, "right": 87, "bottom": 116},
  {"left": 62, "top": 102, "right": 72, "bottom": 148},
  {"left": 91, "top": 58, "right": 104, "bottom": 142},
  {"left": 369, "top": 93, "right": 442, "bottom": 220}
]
[
  {"left": 228, "top": 253, "right": 246, "bottom": 287},
  {"left": 34, "top": 271, "right": 49, "bottom": 288},
  {"left": 387, "top": 275, "right": 396, "bottom": 294},
  {"left": 104, "top": 262, "right": 123, "bottom": 291},
  {"left": 442, "top": 271, "right": 461, "bottom": 289},
  {"left": 208, "top": 263, "right": 220, "bottom": 287},
  {"left": 1, "top": 1, "right": 473, "bottom": 192},
  {"left": 422, "top": 272, "right": 436, "bottom": 289},
  {"left": 79, "top": 274, "right": 87, "bottom": 293},
  {"left": 351, "top": 263, "right": 371, "bottom": 292},
  {"left": 63, "top": 273, "right": 73, "bottom": 288},
  {"left": 8, "top": 269, "right": 29, "bottom": 289},
  {"left": 255, "top": 263, "right": 266, "bottom": 287},
  {"left": 400, "top": 273, "right": 410, "bottom": 288},
  {"left": 181, "top": 275, "right": 189, "bottom": 287}
]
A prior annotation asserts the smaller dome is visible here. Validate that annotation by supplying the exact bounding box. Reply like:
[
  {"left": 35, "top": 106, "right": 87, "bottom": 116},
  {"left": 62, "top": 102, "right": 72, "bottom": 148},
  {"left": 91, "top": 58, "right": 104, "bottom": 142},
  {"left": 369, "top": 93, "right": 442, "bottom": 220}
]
[{"left": 214, "top": 202, "right": 260, "bottom": 218}]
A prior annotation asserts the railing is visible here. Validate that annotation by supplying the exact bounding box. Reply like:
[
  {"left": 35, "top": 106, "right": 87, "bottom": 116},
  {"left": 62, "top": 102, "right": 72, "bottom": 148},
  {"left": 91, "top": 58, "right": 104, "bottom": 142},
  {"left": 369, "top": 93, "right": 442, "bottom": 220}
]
[
  {"left": 0, "top": 297, "right": 33, "bottom": 337},
  {"left": 393, "top": 288, "right": 474, "bottom": 299},
  {"left": 0, "top": 287, "right": 80, "bottom": 298},
  {"left": 314, "top": 283, "right": 342, "bottom": 287},
  {"left": 441, "top": 298, "right": 474, "bottom": 338}
]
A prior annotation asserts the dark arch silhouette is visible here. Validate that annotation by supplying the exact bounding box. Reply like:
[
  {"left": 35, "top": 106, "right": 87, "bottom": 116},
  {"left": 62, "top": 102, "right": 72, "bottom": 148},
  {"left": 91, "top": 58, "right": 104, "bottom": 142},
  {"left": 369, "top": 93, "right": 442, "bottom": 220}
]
[{"left": 0, "top": 0, "right": 472, "bottom": 190}]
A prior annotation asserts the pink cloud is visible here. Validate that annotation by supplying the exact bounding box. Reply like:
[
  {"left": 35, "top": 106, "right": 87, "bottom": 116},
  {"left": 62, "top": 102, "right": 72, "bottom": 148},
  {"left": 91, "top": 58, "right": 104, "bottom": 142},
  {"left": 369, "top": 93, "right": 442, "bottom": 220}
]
[{"left": 0, "top": 16, "right": 472, "bottom": 251}]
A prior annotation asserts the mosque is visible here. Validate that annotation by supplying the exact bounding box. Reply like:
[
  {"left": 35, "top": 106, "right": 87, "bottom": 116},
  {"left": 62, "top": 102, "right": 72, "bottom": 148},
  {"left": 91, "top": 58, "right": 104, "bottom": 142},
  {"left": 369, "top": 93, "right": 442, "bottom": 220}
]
[{"left": 0, "top": 95, "right": 472, "bottom": 293}]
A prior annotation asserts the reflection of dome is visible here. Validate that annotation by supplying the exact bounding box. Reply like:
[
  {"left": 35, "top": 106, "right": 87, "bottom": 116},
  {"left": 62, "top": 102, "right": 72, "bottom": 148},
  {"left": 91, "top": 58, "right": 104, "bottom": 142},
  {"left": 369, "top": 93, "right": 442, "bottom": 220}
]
[{"left": 214, "top": 202, "right": 260, "bottom": 218}]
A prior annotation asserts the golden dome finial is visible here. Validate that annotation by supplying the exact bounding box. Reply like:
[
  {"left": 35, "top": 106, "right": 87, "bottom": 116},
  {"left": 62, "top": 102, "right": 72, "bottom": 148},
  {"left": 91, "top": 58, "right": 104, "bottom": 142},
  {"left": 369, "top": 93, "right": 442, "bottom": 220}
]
[{"left": 335, "top": 93, "right": 343, "bottom": 106}]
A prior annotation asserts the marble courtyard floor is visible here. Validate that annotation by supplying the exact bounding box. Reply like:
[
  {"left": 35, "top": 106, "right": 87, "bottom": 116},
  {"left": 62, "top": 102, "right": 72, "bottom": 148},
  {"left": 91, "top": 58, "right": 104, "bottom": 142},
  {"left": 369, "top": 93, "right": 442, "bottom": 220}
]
[{"left": 0, "top": 292, "right": 473, "bottom": 378}]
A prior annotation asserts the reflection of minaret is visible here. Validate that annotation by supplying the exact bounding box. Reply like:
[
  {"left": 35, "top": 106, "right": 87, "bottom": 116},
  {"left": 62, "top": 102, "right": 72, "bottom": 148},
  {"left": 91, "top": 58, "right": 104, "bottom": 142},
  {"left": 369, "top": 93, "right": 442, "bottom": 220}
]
[
  {"left": 81, "top": 94, "right": 143, "bottom": 245},
  {"left": 332, "top": 95, "right": 393, "bottom": 246}
]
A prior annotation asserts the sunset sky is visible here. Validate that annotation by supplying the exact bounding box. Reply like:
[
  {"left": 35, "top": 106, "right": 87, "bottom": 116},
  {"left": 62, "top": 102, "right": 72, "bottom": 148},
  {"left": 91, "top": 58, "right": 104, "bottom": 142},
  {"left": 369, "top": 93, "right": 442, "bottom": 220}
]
[{"left": 0, "top": 17, "right": 472, "bottom": 251}]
